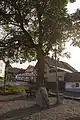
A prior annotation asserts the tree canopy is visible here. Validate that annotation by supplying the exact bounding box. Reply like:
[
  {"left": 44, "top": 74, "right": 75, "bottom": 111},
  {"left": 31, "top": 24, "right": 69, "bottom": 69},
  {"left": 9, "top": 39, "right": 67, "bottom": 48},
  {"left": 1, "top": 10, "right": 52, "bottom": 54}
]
[
  {"left": 0, "top": 0, "right": 76, "bottom": 104},
  {"left": 68, "top": 9, "right": 80, "bottom": 48},
  {"left": 0, "top": 0, "right": 73, "bottom": 62},
  {"left": 0, "top": 0, "right": 76, "bottom": 87}
]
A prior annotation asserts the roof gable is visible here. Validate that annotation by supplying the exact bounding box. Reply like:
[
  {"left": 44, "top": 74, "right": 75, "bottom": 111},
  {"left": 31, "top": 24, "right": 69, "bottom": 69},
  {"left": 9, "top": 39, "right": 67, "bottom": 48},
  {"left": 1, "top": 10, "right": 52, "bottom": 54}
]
[
  {"left": 60, "top": 61, "right": 78, "bottom": 72},
  {"left": 34, "top": 56, "right": 78, "bottom": 73}
]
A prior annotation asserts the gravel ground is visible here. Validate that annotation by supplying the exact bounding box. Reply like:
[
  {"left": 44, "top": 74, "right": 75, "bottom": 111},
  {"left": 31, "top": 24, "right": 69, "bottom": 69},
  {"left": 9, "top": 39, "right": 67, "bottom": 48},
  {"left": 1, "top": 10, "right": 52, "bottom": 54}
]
[
  {"left": 0, "top": 97, "right": 80, "bottom": 120},
  {"left": 0, "top": 99, "right": 35, "bottom": 114}
]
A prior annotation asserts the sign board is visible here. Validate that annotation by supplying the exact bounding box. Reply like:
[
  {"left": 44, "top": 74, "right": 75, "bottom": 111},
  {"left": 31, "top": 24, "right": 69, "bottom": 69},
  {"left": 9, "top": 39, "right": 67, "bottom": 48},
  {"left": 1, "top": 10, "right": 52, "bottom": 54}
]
[{"left": 0, "top": 60, "right": 5, "bottom": 78}]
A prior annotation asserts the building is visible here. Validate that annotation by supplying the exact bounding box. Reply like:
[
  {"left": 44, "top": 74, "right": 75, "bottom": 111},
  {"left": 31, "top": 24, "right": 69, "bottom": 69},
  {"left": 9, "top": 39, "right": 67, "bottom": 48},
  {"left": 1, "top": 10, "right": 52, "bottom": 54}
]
[
  {"left": 34, "top": 56, "right": 78, "bottom": 91},
  {"left": 65, "top": 72, "right": 80, "bottom": 92},
  {"left": 16, "top": 65, "right": 35, "bottom": 83},
  {"left": 5, "top": 60, "right": 25, "bottom": 82},
  {"left": 34, "top": 56, "right": 77, "bottom": 82},
  {"left": 6, "top": 67, "right": 25, "bottom": 82},
  {"left": 25, "top": 65, "right": 35, "bottom": 83}
]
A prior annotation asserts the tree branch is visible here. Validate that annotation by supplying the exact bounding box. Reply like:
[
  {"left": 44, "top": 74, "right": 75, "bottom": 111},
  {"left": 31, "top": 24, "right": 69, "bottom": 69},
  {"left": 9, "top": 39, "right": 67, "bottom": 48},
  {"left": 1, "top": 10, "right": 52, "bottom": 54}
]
[
  {"left": 35, "top": 1, "right": 43, "bottom": 46},
  {"left": 0, "top": 1, "right": 37, "bottom": 49},
  {"left": 12, "top": 1, "right": 37, "bottom": 48}
]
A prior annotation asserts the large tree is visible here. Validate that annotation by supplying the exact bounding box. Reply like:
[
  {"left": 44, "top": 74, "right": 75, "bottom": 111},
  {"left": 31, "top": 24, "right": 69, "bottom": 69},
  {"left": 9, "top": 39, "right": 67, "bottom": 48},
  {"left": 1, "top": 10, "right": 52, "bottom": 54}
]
[
  {"left": 0, "top": 0, "right": 76, "bottom": 104},
  {"left": 0, "top": 0, "right": 75, "bottom": 89}
]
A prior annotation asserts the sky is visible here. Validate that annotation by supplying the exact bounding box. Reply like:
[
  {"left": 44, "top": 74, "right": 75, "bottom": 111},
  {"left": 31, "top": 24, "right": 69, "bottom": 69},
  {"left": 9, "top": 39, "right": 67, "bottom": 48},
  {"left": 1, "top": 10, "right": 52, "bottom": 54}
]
[
  {"left": 11, "top": 0, "right": 80, "bottom": 71},
  {"left": 60, "top": 0, "right": 80, "bottom": 71}
]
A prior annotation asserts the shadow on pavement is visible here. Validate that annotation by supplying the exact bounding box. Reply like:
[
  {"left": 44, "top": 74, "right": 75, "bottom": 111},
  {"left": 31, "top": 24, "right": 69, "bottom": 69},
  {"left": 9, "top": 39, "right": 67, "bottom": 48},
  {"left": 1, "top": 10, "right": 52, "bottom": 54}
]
[{"left": 0, "top": 103, "right": 57, "bottom": 120}]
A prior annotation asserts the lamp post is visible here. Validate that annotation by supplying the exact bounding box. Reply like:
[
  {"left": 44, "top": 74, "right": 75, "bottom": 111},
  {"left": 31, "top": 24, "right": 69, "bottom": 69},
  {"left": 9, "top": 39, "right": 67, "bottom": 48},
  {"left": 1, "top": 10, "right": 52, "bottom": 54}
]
[{"left": 54, "top": 48, "right": 60, "bottom": 104}]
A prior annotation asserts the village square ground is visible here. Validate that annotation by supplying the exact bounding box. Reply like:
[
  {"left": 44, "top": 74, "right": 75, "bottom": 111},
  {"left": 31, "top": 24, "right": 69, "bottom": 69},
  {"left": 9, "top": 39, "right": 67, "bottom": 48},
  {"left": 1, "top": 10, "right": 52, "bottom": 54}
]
[{"left": 0, "top": 94, "right": 80, "bottom": 120}]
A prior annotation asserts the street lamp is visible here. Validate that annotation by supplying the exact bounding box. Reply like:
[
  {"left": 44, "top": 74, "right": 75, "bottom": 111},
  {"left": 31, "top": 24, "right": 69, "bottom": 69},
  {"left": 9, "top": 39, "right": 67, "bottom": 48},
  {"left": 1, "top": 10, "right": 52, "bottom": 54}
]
[{"left": 54, "top": 48, "right": 60, "bottom": 104}]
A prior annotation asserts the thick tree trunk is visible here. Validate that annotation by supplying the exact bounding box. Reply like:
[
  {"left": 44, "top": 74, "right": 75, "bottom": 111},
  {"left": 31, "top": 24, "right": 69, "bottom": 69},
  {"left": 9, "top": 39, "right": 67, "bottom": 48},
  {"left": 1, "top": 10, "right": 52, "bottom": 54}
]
[
  {"left": 36, "top": 47, "right": 49, "bottom": 108},
  {"left": 36, "top": 47, "right": 44, "bottom": 87}
]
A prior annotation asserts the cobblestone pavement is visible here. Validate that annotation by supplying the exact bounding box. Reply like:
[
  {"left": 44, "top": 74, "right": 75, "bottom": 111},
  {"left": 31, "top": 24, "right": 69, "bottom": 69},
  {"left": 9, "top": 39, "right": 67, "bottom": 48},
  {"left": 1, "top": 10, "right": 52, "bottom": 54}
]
[{"left": 0, "top": 97, "right": 80, "bottom": 120}]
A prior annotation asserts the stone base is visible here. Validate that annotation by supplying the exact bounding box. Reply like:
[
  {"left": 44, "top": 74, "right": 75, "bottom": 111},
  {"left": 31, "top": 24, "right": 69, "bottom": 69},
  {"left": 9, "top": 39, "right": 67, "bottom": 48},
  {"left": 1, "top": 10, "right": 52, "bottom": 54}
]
[{"left": 36, "top": 87, "right": 49, "bottom": 108}]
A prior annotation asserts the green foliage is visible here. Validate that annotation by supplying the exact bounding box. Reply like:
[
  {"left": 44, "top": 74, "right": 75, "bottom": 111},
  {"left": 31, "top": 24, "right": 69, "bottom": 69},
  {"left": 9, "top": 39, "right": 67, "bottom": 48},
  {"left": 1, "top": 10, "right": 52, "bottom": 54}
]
[
  {"left": 8, "top": 86, "right": 26, "bottom": 93},
  {"left": 0, "top": 0, "right": 72, "bottom": 63},
  {"left": 67, "top": 8, "right": 80, "bottom": 48},
  {"left": 0, "top": 86, "right": 26, "bottom": 95}
]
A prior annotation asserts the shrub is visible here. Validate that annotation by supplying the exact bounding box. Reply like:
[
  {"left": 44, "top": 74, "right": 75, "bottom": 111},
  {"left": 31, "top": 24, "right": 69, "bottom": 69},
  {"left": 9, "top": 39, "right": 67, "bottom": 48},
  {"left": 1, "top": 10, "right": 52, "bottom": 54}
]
[{"left": 0, "top": 86, "right": 26, "bottom": 95}]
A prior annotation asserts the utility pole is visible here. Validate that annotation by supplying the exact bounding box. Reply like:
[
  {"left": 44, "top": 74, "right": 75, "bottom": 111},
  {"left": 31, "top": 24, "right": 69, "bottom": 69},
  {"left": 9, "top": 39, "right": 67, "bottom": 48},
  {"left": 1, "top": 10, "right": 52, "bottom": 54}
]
[{"left": 54, "top": 47, "right": 60, "bottom": 104}]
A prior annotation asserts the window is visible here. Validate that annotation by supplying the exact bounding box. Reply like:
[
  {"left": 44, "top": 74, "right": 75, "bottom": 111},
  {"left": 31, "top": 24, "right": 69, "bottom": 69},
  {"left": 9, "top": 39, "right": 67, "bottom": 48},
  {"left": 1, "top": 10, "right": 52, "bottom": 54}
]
[
  {"left": 49, "top": 69, "right": 56, "bottom": 73},
  {"left": 58, "top": 76, "right": 63, "bottom": 81},
  {"left": 76, "top": 83, "right": 79, "bottom": 87}
]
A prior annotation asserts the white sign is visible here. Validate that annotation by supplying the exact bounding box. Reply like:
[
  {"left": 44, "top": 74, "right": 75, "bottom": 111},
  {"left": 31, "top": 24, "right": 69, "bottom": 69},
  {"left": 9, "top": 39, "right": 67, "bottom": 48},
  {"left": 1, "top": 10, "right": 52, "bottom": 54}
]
[{"left": 0, "top": 60, "right": 5, "bottom": 78}]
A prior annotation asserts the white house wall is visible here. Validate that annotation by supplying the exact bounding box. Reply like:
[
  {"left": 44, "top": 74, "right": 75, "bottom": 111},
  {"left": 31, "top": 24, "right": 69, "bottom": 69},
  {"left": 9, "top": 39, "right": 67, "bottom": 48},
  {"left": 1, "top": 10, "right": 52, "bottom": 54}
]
[
  {"left": 65, "top": 82, "right": 80, "bottom": 89},
  {"left": 44, "top": 72, "right": 65, "bottom": 82}
]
